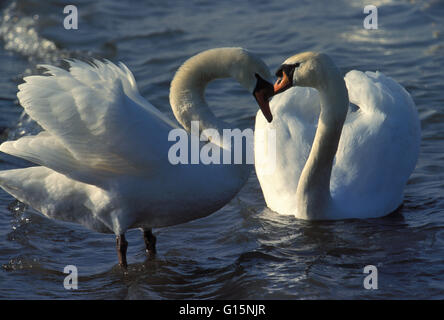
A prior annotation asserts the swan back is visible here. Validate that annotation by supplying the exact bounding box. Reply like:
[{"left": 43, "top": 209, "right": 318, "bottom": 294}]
[{"left": 330, "top": 70, "right": 421, "bottom": 218}]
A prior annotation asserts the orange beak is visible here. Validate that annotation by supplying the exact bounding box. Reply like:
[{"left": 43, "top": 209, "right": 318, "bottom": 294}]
[{"left": 274, "top": 71, "right": 292, "bottom": 94}]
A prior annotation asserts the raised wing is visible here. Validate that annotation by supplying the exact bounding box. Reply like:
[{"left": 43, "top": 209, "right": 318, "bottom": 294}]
[{"left": 1, "top": 59, "right": 177, "bottom": 187}]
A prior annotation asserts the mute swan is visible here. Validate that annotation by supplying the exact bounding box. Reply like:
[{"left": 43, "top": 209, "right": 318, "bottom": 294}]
[
  {"left": 0, "top": 47, "right": 274, "bottom": 269},
  {"left": 255, "top": 52, "right": 420, "bottom": 220}
]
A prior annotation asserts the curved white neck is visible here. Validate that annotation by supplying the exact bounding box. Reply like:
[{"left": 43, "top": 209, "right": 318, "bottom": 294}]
[
  {"left": 169, "top": 49, "right": 239, "bottom": 138},
  {"left": 296, "top": 67, "right": 349, "bottom": 219},
  {"left": 169, "top": 49, "right": 254, "bottom": 181}
]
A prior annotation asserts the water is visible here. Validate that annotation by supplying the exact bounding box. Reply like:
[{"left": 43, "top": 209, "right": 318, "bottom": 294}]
[{"left": 0, "top": 0, "right": 443, "bottom": 299}]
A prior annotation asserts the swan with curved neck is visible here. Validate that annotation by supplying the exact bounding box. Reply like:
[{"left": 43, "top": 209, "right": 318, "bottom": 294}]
[
  {"left": 255, "top": 52, "right": 420, "bottom": 220},
  {"left": 0, "top": 47, "right": 274, "bottom": 269}
]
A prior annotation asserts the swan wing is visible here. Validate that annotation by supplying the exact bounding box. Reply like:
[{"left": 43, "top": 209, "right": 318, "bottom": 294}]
[
  {"left": 1, "top": 60, "right": 176, "bottom": 186},
  {"left": 330, "top": 70, "right": 421, "bottom": 217}
]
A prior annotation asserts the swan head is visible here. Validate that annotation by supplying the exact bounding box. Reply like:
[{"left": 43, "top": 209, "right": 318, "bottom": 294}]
[
  {"left": 274, "top": 52, "right": 337, "bottom": 93},
  {"left": 170, "top": 47, "right": 275, "bottom": 124},
  {"left": 224, "top": 48, "right": 274, "bottom": 122}
]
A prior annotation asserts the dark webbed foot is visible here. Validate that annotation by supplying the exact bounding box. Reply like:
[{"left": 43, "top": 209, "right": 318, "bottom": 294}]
[
  {"left": 116, "top": 234, "right": 128, "bottom": 270},
  {"left": 142, "top": 229, "right": 156, "bottom": 257}
]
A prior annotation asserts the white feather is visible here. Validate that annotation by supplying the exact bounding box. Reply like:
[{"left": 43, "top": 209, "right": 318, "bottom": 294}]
[{"left": 15, "top": 60, "right": 175, "bottom": 181}]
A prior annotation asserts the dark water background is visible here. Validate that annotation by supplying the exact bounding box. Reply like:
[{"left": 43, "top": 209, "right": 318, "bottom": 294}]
[{"left": 0, "top": 0, "right": 443, "bottom": 299}]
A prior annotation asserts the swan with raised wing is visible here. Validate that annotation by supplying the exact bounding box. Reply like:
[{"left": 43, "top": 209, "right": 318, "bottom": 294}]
[
  {"left": 255, "top": 52, "right": 420, "bottom": 220},
  {"left": 0, "top": 47, "right": 274, "bottom": 269}
]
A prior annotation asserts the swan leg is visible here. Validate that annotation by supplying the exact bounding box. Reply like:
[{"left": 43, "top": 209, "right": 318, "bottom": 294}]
[
  {"left": 116, "top": 234, "right": 128, "bottom": 269},
  {"left": 142, "top": 228, "right": 156, "bottom": 257}
]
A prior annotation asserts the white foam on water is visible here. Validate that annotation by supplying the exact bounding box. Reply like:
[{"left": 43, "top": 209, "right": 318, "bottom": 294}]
[{"left": 0, "top": 2, "right": 60, "bottom": 62}]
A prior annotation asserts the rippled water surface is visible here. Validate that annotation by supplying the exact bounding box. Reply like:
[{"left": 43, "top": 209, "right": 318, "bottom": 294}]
[{"left": 0, "top": 0, "right": 443, "bottom": 299}]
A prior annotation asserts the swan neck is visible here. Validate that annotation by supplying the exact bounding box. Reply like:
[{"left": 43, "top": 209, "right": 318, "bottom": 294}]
[
  {"left": 169, "top": 52, "right": 233, "bottom": 136},
  {"left": 297, "top": 68, "right": 348, "bottom": 219},
  {"left": 169, "top": 49, "right": 252, "bottom": 180}
]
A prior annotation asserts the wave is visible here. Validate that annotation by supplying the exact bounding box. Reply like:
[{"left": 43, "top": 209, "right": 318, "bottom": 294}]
[{"left": 0, "top": 2, "right": 65, "bottom": 63}]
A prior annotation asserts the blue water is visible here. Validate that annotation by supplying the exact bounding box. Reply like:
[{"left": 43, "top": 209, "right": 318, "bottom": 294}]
[{"left": 0, "top": 0, "right": 443, "bottom": 299}]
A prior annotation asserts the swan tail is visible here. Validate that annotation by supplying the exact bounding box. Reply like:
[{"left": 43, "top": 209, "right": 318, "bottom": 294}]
[{"left": 0, "top": 167, "right": 112, "bottom": 233}]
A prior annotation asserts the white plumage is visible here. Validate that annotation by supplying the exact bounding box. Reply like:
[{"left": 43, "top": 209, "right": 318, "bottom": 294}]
[
  {"left": 255, "top": 53, "right": 421, "bottom": 220},
  {"left": 0, "top": 59, "right": 178, "bottom": 234}
]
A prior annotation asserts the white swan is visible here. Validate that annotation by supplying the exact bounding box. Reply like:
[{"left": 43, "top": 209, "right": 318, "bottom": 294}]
[
  {"left": 255, "top": 52, "right": 421, "bottom": 220},
  {"left": 0, "top": 47, "right": 274, "bottom": 268}
]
